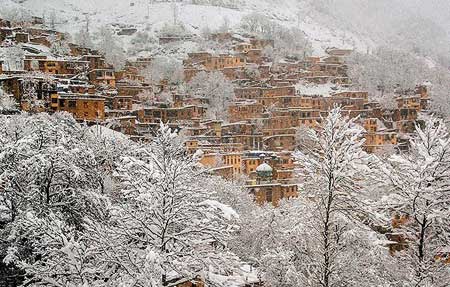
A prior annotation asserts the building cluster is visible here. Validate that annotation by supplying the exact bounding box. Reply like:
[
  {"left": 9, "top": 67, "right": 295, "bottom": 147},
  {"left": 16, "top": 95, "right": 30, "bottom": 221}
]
[{"left": 0, "top": 18, "right": 429, "bottom": 207}]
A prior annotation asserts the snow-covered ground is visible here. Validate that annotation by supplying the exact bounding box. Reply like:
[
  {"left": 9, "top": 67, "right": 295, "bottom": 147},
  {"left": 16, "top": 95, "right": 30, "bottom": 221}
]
[{"left": 2, "top": 0, "right": 373, "bottom": 56}]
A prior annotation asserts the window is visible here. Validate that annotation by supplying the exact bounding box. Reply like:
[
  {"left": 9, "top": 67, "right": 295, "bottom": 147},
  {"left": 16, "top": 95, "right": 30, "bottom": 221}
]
[
  {"left": 266, "top": 189, "right": 273, "bottom": 203},
  {"left": 68, "top": 101, "right": 76, "bottom": 108}
]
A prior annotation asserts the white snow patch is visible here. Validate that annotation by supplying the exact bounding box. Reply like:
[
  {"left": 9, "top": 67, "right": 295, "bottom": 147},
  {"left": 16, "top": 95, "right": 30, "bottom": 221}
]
[
  {"left": 201, "top": 199, "right": 239, "bottom": 220},
  {"left": 295, "top": 81, "right": 346, "bottom": 97}
]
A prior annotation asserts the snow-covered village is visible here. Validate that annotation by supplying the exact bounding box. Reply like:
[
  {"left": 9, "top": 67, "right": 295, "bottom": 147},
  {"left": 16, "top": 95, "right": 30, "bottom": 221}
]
[{"left": 0, "top": 0, "right": 450, "bottom": 286}]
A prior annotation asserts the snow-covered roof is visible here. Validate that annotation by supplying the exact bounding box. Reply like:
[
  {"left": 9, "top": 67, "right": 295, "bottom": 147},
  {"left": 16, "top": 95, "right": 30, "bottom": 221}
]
[
  {"left": 201, "top": 199, "right": 238, "bottom": 220},
  {"left": 21, "top": 42, "right": 51, "bottom": 54},
  {"left": 88, "top": 125, "right": 130, "bottom": 143},
  {"left": 256, "top": 162, "right": 272, "bottom": 173},
  {"left": 208, "top": 264, "right": 259, "bottom": 287},
  {"left": 295, "top": 81, "right": 347, "bottom": 97}
]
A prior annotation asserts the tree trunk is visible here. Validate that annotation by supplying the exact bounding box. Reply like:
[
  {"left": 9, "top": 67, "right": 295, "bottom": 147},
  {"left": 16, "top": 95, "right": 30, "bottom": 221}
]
[
  {"left": 322, "top": 172, "right": 335, "bottom": 287},
  {"left": 418, "top": 216, "right": 427, "bottom": 261},
  {"left": 415, "top": 215, "right": 428, "bottom": 284}
]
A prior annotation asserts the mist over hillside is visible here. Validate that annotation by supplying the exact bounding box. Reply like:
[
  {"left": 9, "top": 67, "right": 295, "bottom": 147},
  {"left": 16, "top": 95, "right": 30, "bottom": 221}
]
[{"left": 303, "top": 0, "right": 450, "bottom": 65}]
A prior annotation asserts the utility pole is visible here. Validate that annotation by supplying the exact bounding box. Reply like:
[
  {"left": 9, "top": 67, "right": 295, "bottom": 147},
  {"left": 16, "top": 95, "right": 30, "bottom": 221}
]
[
  {"left": 85, "top": 14, "right": 90, "bottom": 34},
  {"left": 172, "top": 2, "right": 179, "bottom": 25},
  {"left": 146, "top": 0, "right": 151, "bottom": 20}
]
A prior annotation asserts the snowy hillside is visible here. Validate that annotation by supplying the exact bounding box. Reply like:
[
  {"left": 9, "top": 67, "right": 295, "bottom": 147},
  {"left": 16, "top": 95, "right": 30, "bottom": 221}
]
[
  {"left": 3, "top": 0, "right": 449, "bottom": 63},
  {"left": 1, "top": 0, "right": 373, "bottom": 55}
]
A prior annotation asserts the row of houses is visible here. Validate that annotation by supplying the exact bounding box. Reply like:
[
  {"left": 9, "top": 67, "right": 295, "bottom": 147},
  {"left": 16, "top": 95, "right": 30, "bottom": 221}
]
[{"left": 0, "top": 18, "right": 430, "bottom": 209}]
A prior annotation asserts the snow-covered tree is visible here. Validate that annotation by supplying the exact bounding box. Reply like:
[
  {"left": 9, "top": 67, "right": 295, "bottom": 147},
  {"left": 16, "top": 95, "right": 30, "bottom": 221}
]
[
  {"left": 377, "top": 93, "right": 399, "bottom": 110},
  {"left": 428, "top": 68, "right": 450, "bottom": 118},
  {"left": 0, "top": 113, "right": 109, "bottom": 225},
  {"left": 49, "top": 35, "right": 71, "bottom": 57},
  {"left": 348, "top": 46, "right": 450, "bottom": 117},
  {"left": 142, "top": 56, "right": 184, "bottom": 87},
  {"left": 0, "top": 113, "right": 128, "bottom": 285},
  {"left": 136, "top": 89, "right": 156, "bottom": 107},
  {"left": 273, "top": 26, "right": 312, "bottom": 59},
  {"left": 1, "top": 46, "right": 25, "bottom": 71},
  {"left": 259, "top": 247, "right": 300, "bottom": 287},
  {"left": 244, "top": 64, "right": 261, "bottom": 80},
  {"left": 74, "top": 17, "right": 93, "bottom": 49},
  {"left": 159, "top": 22, "right": 189, "bottom": 38},
  {"left": 347, "top": 47, "right": 426, "bottom": 98},
  {"left": 129, "top": 31, "right": 158, "bottom": 55},
  {"left": 295, "top": 125, "right": 316, "bottom": 151},
  {"left": 388, "top": 17, "right": 450, "bottom": 67},
  {"left": 74, "top": 28, "right": 93, "bottom": 49},
  {"left": 5, "top": 203, "right": 111, "bottom": 286},
  {"left": 86, "top": 123, "right": 239, "bottom": 286},
  {"left": 20, "top": 75, "right": 40, "bottom": 110},
  {"left": 0, "top": 86, "right": 18, "bottom": 114},
  {"left": 218, "top": 16, "right": 231, "bottom": 33},
  {"left": 19, "top": 72, "right": 55, "bottom": 111},
  {"left": 240, "top": 13, "right": 312, "bottom": 60},
  {"left": 0, "top": 7, "right": 32, "bottom": 25},
  {"left": 299, "top": 0, "right": 450, "bottom": 67},
  {"left": 48, "top": 9, "right": 57, "bottom": 30},
  {"left": 95, "top": 25, "right": 126, "bottom": 70},
  {"left": 293, "top": 107, "right": 392, "bottom": 286},
  {"left": 188, "top": 71, "right": 235, "bottom": 121},
  {"left": 240, "top": 13, "right": 274, "bottom": 36},
  {"left": 377, "top": 117, "right": 450, "bottom": 286},
  {"left": 231, "top": 201, "right": 297, "bottom": 284},
  {"left": 262, "top": 45, "right": 274, "bottom": 59}
]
